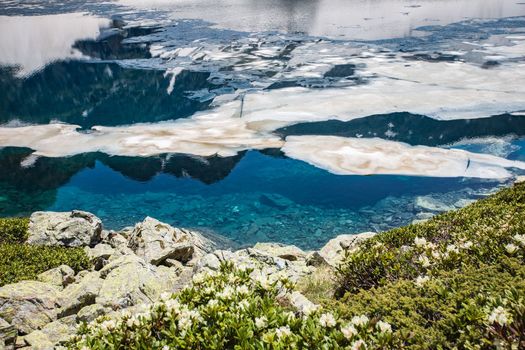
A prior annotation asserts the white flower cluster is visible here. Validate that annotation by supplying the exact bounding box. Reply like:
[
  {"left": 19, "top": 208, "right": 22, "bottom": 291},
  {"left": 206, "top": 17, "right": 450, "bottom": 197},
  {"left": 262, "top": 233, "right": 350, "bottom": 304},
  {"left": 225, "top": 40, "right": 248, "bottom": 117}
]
[
  {"left": 319, "top": 312, "right": 336, "bottom": 328},
  {"left": 412, "top": 236, "right": 477, "bottom": 271},
  {"left": 415, "top": 275, "right": 430, "bottom": 287},
  {"left": 514, "top": 234, "right": 525, "bottom": 246},
  {"left": 70, "top": 264, "right": 398, "bottom": 349},
  {"left": 506, "top": 234, "right": 525, "bottom": 254},
  {"left": 488, "top": 306, "right": 511, "bottom": 326}
]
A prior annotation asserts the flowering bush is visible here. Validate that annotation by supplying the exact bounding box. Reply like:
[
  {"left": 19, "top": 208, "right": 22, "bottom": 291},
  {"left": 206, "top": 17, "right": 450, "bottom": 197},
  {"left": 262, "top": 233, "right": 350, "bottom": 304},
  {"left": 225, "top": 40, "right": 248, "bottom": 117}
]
[
  {"left": 336, "top": 183, "right": 525, "bottom": 295},
  {"left": 332, "top": 259, "right": 525, "bottom": 349},
  {"left": 332, "top": 183, "right": 525, "bottom": 348},
  {"left": 67, "top": 262, "right": 398, "bottom": 349}
]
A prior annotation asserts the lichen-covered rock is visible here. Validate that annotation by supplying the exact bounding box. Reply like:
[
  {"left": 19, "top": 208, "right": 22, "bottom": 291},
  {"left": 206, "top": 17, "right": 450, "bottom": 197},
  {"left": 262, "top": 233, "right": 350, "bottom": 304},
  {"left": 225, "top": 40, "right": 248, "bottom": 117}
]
[
  {"left": 37, "top": 265, "right": 75, "bottom": 288},
  {"left": 24, "top": 315, "right": 76, "bottom": 350},
  {"left": 196, "top": 248, "right": 312, "bottom": 283},
  {"left": 85, "top": 243, "right": 115, "bottom": 270},
  {"left": 253, "top": 242, "right": 306, "bottom": 261},
  {"left": 21, "top": 330, "right": 53, "bottom": 350},
  {"left": 104, "top": 231, "right": 128, "bottom": 250},
  {"left": 27, "top": 211, "right": 102, "bottom": 247},
  {"left": 57, "top": 272, "right": 102, "bottom": 318},
  {"left": 0, "top": 316, "right": 17, "bottom": 350},
  {"left": 126, "top": 217, "right": 215, "bottom": 266},
  {"left": 76, "top": 304, "right": 108, "bottom": 323},
  {"left": 305, "top": 251, "right": 328, "bottom": 267},
  {"left": 96, "top": 255, "right": 179, "bottom": 309},
  {"left": 319, "top": 232, "right": 376, "bottom": 267},
  {"left": 0, "top": 281, "right": 60, "bottom": 334}
]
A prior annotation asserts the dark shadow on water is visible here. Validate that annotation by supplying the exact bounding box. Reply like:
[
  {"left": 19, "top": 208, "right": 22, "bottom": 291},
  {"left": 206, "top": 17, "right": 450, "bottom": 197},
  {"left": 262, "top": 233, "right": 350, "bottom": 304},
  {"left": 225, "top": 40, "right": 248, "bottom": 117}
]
[
  {"left": 276, "top": 112, "right": 525, "bottom": 146},
  {"left": 0, "top": 61, "right": 216, "bottom": 128}
]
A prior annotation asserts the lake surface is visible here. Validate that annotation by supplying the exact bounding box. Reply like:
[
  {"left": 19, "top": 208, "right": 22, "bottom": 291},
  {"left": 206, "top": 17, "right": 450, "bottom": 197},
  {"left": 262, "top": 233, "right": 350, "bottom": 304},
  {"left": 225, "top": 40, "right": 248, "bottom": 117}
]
[{"left": 1, "top": 0, "right": 525, "bottom": 248}]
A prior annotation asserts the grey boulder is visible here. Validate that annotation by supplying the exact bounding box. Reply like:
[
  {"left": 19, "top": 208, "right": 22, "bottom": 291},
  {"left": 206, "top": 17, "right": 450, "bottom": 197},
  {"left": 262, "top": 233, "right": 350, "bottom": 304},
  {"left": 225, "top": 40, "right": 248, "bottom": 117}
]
[
  {"left": 27, "top": 211, "right": 102, "bottom": 247},
  {"left": 0, "top": 281, "right": 61, "bottom": 335}
]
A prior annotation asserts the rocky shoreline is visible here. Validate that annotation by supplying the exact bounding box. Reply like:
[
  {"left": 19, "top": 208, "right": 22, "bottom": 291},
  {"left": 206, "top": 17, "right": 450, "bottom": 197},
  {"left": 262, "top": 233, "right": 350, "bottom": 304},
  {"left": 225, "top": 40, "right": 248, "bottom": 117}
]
[{"left": 0, "top": 210, "right": 374, "bottom": 349}]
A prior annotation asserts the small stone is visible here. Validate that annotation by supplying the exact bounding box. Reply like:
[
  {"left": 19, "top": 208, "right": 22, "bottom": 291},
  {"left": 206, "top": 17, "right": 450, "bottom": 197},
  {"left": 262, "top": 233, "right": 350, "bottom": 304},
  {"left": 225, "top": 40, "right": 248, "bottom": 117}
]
[
  {"left": 195, "top": 253, "right": 221, "bottom": 271},
  {"left": 77, "top": 304, "right": 108, "bottom": 323},
  {"left": 24, "top": 315, "right": 76, "bottom": 350},
  {"left": 127, "top": 217, "right": 216, "bottom": 265},
  {"left": 37, "top": 265, "right": 75, "bottom": 288},
  {"left": 516, "top": 175, "right": 525, "bottom": 184},
  {"left": 105, "top": 232, "right": 128, "bottom": 249},
  {"left": 164, "top": 259, "right": 184, "bottom": 271},
  {"left": 253, "top": 243, "right": 306, "bottom": 261},
  {"left": 58, "top": 271, "right": 102, "bottom": 318},
  {"left": 22, "top": 330, "right": 53, "bottom": 350},
  {"left": 319, "top": 232, "right": 376, "bottom": 267},
  {"left": 287, "top": 291, "right": 319, "bottom": 315},
  {"left": 151, "top": 243, "right": 194, "bottom": 266},
  {"left": 305, "top": 252, "right": 328, "bottom": 267},
  {"left": 85, "top": 243, "right": 115, "bottom": 270},
  {"left": 0, "top": 316, "right": 17, "bottom": 350}
]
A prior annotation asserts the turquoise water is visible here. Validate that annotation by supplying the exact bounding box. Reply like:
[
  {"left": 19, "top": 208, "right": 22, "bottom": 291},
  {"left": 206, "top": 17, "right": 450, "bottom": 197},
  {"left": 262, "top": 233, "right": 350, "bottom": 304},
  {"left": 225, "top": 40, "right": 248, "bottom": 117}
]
[
  {"left": 1, "top": 1, "right": 525, "bottom": 249},
  {"left": 1, "top": 145, "right": 522, "bottom": 249}
]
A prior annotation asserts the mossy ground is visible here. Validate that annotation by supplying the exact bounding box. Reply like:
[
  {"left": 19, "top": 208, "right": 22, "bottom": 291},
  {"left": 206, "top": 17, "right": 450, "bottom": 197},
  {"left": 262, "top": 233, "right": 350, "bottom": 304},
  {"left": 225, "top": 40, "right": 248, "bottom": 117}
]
[{"left": 0, "top": 217, "right": 90, "bottom": 286}]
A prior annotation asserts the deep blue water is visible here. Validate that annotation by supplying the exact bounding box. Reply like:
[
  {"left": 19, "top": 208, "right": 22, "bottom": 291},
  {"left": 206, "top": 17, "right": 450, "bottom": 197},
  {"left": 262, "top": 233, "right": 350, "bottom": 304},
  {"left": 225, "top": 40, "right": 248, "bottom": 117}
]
[{"left": 0, "top": 144, "right": 521, "bottom": 249}]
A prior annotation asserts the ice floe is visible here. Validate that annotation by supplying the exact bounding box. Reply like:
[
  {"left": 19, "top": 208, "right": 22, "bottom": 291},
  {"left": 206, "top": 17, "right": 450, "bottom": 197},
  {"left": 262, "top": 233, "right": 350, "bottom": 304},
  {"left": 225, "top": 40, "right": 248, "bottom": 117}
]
[
  {"left": 0, "top": 107, "right": 283, "bottom": 158},
  {"left": 281, "top": 135, "right": 525, "bottom": 178}
]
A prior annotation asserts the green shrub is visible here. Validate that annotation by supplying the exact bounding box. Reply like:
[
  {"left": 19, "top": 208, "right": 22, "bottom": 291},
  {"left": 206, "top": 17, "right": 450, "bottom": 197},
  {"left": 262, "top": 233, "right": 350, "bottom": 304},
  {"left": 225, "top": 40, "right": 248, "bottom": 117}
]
[
  {"left": 0, "top": 216, "right": 91, "bottom": 286},
  {"left": 67, "top": 263, "right": 399, "bottom": 350},
  {"left": 0, "top": 243, "right": 90, "bottom": 286},
  {"left": 332, "top": 259, "right": 525, "bottom": 349},
  {"left": 331, "top": 183, "right": 525, "bottom": 348},
  {"left": 0, "top": 217, "right": 29, "bottom": 243},
  {"left": 336, "top": 183, "right": 525, "bottom": 295}
]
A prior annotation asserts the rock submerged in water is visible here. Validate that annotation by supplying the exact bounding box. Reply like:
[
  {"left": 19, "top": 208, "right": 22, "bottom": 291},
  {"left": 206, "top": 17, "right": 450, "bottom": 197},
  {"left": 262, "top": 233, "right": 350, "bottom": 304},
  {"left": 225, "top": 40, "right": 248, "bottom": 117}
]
[{"left": 0, "top": 210, "right": 375, "bottom": 349}]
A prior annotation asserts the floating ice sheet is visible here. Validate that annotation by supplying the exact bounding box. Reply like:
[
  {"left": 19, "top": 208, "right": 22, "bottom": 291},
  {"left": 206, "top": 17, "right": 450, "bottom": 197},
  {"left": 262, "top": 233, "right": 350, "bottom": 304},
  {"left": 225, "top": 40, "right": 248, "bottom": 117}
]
[{"left": 282, "top": 135, "right": 525, "bottom": 179}]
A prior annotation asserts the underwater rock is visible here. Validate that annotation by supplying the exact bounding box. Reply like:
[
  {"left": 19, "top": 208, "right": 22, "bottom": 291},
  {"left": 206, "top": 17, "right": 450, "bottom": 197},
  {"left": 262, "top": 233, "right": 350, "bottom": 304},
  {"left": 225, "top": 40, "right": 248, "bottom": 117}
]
[
  {"left": 259, "top": 193, "right": 295, "bottom": 210},
  {"left": 27, "top": 211, "right": 102, "bottom": 247},
  {"left": 415, "top": 196, "right": 455, "bottom": 212}
]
